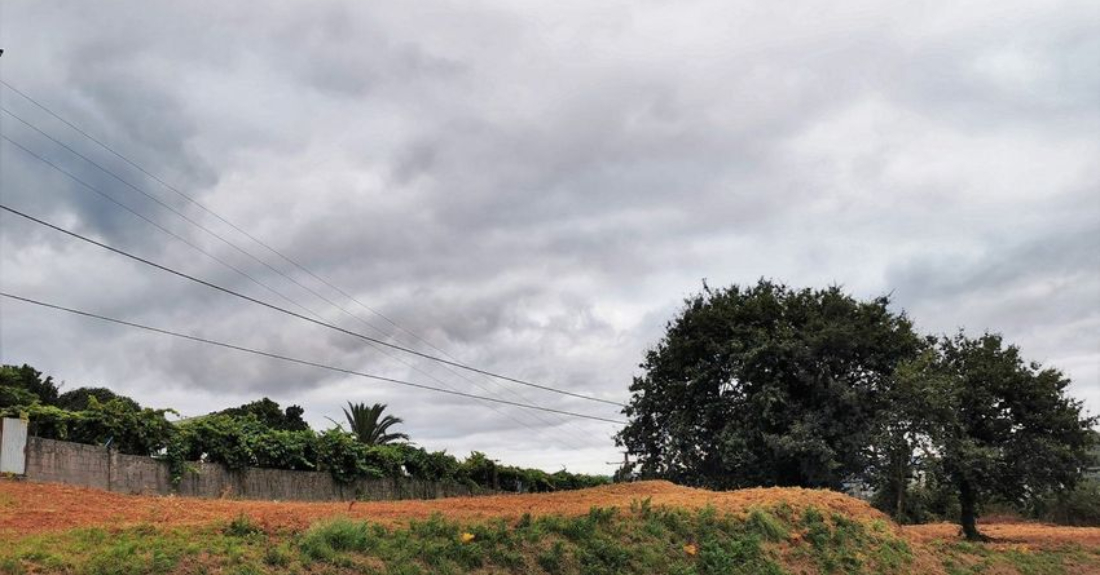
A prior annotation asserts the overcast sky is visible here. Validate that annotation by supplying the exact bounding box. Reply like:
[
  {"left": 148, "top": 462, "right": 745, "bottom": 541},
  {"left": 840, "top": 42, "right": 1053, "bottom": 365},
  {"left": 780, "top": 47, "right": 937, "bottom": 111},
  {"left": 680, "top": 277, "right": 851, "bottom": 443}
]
[{"left": 0, "top": 1, "right": 1097, "bottom": 474}]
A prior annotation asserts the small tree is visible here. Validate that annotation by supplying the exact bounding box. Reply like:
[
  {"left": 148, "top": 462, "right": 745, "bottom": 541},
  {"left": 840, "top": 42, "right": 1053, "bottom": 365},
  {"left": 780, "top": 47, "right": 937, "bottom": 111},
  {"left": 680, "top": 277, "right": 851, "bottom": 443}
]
[
  {"left": 342, "top": 402, "right": 409, "bottom": 445},
  {"left": 900, "top": 333, "right": 1096, "bottom": 540}
]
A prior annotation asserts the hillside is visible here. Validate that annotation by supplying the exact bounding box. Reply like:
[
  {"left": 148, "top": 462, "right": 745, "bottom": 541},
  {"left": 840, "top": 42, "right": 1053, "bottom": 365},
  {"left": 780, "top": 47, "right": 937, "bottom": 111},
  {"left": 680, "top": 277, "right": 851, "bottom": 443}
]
[{"left": 2, "top": 480, "right": 1099, "bottom": 574}]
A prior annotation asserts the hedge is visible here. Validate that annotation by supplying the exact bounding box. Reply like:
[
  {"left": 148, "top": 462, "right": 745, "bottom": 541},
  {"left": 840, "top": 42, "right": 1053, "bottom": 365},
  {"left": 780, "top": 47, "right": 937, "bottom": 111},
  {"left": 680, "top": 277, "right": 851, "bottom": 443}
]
[{"left": 2, "top": 401, "right": 610, "bottom": 493}]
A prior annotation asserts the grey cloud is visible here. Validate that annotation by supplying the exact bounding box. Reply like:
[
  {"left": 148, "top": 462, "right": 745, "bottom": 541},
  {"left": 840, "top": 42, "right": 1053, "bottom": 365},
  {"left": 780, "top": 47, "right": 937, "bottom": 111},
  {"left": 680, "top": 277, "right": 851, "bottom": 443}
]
[{"left": 1, "top": 0, "right": 1097, "bottom": 472}]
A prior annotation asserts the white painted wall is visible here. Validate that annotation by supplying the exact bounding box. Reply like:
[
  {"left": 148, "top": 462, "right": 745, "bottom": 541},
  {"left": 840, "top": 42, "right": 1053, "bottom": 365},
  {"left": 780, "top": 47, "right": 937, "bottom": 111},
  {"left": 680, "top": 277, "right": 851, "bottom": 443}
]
[{"left": 0, "top": 418, "right": 28, "bottom": 474}]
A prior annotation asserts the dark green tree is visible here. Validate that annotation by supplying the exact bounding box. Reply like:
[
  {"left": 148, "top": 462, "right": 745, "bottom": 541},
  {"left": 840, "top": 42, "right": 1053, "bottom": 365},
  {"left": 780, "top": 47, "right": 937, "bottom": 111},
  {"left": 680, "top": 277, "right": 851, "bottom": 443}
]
[
  {"left": 0, "top": 364, "right": 61, "bottom": 405},
  {"left": 617, "top": 280, "right": 921, "bottom": 490},
  {"left": 896, "top": 333, "right": 1096, "bottom": 540},
  {"left": 217, "top": 397, "right": 309, "bottom": 431},
  {"left": 57, "top": 387, "right": 141, "bottom": 412},
  {"left": 0, "top": 385, "right": 38, "bottom": 408},
  {"left": 341, "top": 402, "right": 409, "bottom": 445}
]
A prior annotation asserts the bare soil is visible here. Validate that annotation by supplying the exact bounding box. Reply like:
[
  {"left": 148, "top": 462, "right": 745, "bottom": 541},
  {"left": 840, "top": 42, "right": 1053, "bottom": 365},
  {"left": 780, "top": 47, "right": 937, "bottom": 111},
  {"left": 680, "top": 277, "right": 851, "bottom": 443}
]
[
  {"left": 0, "top": 479, "right": 881, "bottom": 536},
  {"left": 3, "top": 478, "right": 1098, "bottom": 556}
]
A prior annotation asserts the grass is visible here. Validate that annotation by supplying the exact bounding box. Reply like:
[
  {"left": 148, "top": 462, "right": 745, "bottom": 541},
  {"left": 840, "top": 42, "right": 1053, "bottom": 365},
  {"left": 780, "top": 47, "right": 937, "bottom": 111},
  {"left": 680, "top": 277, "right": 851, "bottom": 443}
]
[
  {"left": 934, "top": 540, "right": 1099, "bottom": 575},
  {"left": 0, "top": 501, "right": 1095, "bottom": 575}
]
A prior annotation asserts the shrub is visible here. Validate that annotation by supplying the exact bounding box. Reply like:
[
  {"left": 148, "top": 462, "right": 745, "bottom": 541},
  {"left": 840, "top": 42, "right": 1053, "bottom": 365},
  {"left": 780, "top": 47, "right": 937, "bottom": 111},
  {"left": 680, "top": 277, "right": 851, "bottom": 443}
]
[
  {"left": 1, "top": 398, "right": 175, "bottom": 456},
  {"left": 298, "top": 517, "right": 373, "bottom": 562},
  {"left": 746, "top": 508, "right": 788, "bottom": 542},
  {"left": 1029, "top": 479, "right": 1100, "bottom": 526},
  {"left": 224, "top": 514, "right": 262, "bottom": 537},
  {"left": 315, "top": 429, "right": 377, "bottom": 483}
]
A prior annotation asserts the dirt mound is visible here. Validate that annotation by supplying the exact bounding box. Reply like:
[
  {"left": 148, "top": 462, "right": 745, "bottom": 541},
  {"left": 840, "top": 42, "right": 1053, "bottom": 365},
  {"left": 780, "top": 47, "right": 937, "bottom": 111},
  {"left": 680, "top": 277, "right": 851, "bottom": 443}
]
[{"left": 0, "top": 479, "right": 884, "bottom": 536}]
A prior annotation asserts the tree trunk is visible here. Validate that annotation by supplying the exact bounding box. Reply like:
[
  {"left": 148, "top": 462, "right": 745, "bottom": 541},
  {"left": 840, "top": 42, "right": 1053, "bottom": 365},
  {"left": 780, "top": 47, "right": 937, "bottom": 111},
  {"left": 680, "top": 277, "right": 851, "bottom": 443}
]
[{"left": 958, "top": 479, "right": 987, "bottom": 541}]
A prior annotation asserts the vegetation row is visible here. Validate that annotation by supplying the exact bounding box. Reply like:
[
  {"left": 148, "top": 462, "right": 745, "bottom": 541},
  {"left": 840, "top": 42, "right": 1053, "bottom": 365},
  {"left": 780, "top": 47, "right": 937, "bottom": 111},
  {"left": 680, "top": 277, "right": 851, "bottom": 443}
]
[{"left": 0, "top": 365, "right": 608, "bottom": 493}]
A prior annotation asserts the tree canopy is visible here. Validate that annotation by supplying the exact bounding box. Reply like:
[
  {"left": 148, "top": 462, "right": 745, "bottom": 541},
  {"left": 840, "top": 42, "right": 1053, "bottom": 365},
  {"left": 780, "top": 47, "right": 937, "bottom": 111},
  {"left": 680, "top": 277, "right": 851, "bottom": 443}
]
[
  {"left": 216, "top": 397, "right": 309, "bottom": 432},
  {"left": 894, "top": 333, "right": 1097, "bottom": 539},
  {"left": 617, "top": 280, "right": 921, "bottom": 490},
  {"left": 57, "top": 387, "right": 141, "bottom": 412},
  {"left": 0, "top": 363, "right": 61, "bottom": 405},
  {"left": 342, "top": 402, "right": 409, "bottom": 446}
]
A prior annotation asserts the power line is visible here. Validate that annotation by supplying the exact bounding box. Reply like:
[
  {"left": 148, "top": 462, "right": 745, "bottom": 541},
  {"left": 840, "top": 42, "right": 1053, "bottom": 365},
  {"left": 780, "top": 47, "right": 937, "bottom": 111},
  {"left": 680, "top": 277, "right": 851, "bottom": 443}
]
[
  {"left": 0, "top": 84, "right": 623, "bottom": 415},
  {"left": 0, "top": 84, "right": 617, "bottom": 454},
  {"left": 0, "top": 202, "right": 623, "bottom": 408},
  {"left": 0, "top": 85, "right": 613, "bottom": 448},
  {"left": 0, "top": 291, "right": 626, "bottom": 425},
  {"left": 0, "top": 134, "right": 595, "bottom": 450},
  {"left": 0, "top": 134, "right": 322, "bottom": 319},
  {"left": 1, "top": 104, "right": 606, "bottom": 451}
]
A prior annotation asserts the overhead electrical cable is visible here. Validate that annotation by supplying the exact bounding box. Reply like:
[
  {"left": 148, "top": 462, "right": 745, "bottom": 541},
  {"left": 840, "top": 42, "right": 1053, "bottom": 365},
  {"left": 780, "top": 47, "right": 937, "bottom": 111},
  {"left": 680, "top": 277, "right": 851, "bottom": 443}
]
[
  {"left": 0, "top": 204, "right": 623, "bottom": 416},
  {"left": 0, "top": 81, "right": 623, "bottom": 418},
  {"left": 0, "top": 99, "right": 624, "bottom": 410},
  {"left": 0, "top": 292, "right": 626, "bottom": 425},
  {"left": 0, "top": 136, "right": 594, "bottom": 451},
  {"left": 0, "top": 116, "right": 603, "bottom": 453},
  {"left": 0, "top": 141, "right": 594, "bottom": 452}
]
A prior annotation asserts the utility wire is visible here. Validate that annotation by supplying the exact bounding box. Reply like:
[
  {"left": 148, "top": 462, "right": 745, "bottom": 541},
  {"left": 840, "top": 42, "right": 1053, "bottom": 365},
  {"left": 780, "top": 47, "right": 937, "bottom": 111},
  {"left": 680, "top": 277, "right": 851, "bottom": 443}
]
[
  {"left": 0, "top": 107, "right": 605, "bottom": 452},
  {"left": 0, "top": 81, "right": 624, "bottom": 414},
  {"left": 0, "top": 203, "right": 623, "bottom": 424},
  {"left": 0, "top": 201, "right": 621, "bottom": 407},
  {"left": 0, "top": 86, "right": 612, "bottom": 446},
  {"left": 1, "top": 134, "right": 322, "bottom": 319},
  {"left": 0, "top": 134, "right": 594, "bottom": 450},
  {"left": 0, "top": 292, "right": 626, "bottom": 424}
]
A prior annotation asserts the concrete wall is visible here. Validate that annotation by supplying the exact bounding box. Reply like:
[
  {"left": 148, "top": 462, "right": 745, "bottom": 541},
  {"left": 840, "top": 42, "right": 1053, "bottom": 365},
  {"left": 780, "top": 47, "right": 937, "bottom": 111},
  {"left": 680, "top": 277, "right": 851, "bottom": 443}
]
[{"left": 23, "top": 437, "right": 488, "bottom": 502}]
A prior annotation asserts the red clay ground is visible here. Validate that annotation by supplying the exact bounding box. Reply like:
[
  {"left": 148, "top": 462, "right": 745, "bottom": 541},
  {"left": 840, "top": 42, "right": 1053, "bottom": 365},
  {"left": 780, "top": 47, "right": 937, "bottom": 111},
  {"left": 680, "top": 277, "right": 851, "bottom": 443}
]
[
  {"left": 4, "top": 478, "right": 1099, "bottom": 554},
  {"left": 0, "top": 479, "right": 880, "bottom": 536},
  {"left": 904, "top": 521, "right": 1100, "bottom": 548}
]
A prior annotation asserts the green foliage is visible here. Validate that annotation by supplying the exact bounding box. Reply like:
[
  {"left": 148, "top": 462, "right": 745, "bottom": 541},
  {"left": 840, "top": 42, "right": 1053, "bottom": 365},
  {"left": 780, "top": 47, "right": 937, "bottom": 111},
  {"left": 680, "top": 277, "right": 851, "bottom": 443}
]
[
  {"left": 342, "top": 401, "right": 408, "bottom": 445},
  {"left": 224, "top": 514, "right": 263, "bottom": 537},
  {"left": 7, "top": 364, "right": 608, "bottom": 493},
  {"left": 217, "top": 398, "right": 308, "bottom": 432},
  {"left": 746, "top": 508, "right": 788, "bottom": 542},
  {"left": 0, "top": 385, "right": 38, "bottom": 409},
  {"left": 314, "top": 428, "right": 378, "bottom": 483},
  {"left": 298, "top": 517, "right": 374, "bottom": 563},
  {"left": 618, "top": 280, "right": 921, "bottom": 490},
  {"left": 0, "top": 503, "right": 928, "bottom": 575},
  {"left": 57, "top": 387, "right": 140, "bottom": 412},
  {"left": 0, "top": 398, "right": 175, "bottom": 456},
  {"left": 460, "top": 451, "right": 498, "bottom": 488},
  {"left": 401, "top": 446, "right": 462, "bottom": 481},
  {"left": 0, "top": 364, "right": 61, "bottom": 405},
  {"left": 890, "top": 333, "right": 1097, "bottom": 539},
  {"left": 1028, "top": 479, "right": 1100, "bottom": 527}
]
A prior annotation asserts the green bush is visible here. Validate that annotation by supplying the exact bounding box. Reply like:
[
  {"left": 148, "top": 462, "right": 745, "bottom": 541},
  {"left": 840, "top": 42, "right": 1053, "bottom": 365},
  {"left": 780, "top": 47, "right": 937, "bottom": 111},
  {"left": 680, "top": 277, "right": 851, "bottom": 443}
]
[
  {"left": 1, "top": 398, "right": 175, "bottom": 456},
  {"left": 4, "top": 363, "right": 609, "bottom": 493},
  {"left": 1028, "top": 479, "right": 1100, "bottom": 526},
  {"left": 298, "top": 517, "right": 374, "bottom": 563},
  {"left": 314, "top": 429, "right": 377, "bottom": 483}
]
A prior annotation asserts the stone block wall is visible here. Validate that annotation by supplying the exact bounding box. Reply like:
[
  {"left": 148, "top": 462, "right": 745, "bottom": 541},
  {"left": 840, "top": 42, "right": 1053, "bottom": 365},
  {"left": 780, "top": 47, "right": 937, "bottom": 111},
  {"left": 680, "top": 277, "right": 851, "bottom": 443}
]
[{"left": 21, "top": 437, "right": 488, "bottom": 502}]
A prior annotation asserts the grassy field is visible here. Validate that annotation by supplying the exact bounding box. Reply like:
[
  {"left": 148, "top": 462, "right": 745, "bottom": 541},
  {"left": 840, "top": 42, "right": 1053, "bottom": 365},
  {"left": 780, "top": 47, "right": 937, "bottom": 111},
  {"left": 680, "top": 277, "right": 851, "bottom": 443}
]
[{"left": 2, "top": 481, "right": 1098, "bottom": 575}]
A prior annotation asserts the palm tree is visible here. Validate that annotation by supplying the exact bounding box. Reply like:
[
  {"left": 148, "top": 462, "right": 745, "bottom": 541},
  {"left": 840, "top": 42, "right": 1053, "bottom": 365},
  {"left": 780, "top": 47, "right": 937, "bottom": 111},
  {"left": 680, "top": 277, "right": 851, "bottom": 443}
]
[{"left": 341, "top": 402, "right": 409, "bottom": 445}]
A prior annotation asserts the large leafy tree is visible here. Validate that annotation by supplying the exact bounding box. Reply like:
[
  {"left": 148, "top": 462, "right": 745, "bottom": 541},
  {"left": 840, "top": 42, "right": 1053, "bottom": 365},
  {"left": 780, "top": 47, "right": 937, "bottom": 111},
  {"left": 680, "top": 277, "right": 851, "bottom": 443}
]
[
  {"left": 57, "top": 387, "right": 141, "bottom": 412},
  {"left": 342, "top": 402, "right": 409, "bottom": 445},
  {"left": 897, "top": 333, "right": 1096, "bottom": 540},
  {"left": 617, "top": 280, "right": 921, "bottom": 490},
  {"left": 218, "top": 397, "right": 309, "bottom": 431},
  {"left": 0, "top": 363, "right": 61, "bottom": 405}
]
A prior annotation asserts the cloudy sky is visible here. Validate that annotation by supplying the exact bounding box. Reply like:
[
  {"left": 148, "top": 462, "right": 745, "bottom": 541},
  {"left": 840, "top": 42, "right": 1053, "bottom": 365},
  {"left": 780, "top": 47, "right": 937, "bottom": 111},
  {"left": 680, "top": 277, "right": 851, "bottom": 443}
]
[{"left": 0, "top": 1, "right": 1097, "bottom": 474}]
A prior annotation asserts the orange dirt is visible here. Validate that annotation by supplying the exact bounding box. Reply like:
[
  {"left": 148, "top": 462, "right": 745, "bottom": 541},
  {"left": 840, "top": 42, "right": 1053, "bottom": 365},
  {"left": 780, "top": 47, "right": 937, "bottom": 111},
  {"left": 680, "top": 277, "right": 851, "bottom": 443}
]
[
  {"left": 904, "top": 521, "right": 1100, "bottom": 548},
  {"left": 3, "top": 479, "right": 1098, "bottom": 557},
  {"left": 0, "top": 479, "right": 881, "bottom": 536}
]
